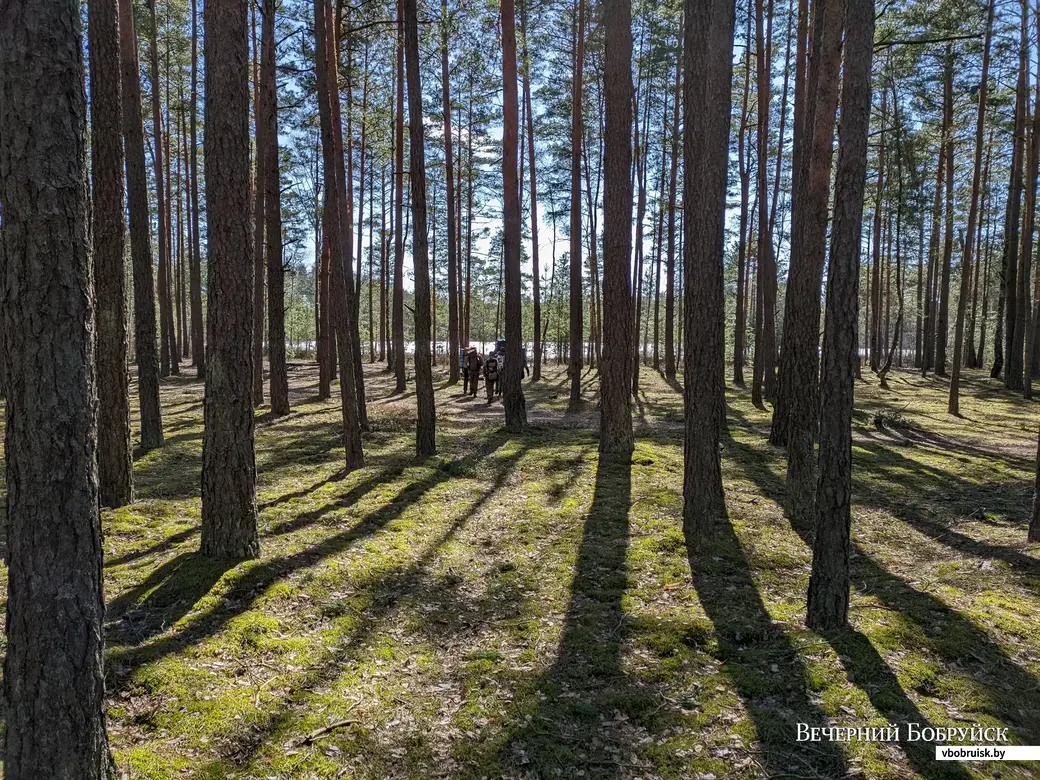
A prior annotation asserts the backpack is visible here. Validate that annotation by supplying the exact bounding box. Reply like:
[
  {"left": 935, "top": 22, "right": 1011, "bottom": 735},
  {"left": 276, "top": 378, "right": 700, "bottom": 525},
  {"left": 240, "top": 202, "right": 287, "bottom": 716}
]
[{"left": 485, "top": 356, "right": 499, "bottom": 378}]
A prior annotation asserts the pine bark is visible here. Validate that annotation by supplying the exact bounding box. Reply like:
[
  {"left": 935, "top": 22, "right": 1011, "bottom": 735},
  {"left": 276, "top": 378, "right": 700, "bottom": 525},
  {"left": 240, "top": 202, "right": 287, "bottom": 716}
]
[
  {"left": 755, "top": 0, "right": 778, "bottom": 410},
  {"left": 663, "top": 55, "right": 681, "bottom": 380},
  {"left": 682, "top": 0, "right": 733, "bottom": 539},
  {"left": 949, "top": 0, "right": 994, "bottom": 414},
  {"left": 119, "top": 0, "right": 164, "bottom": 451},
  {"left": 807, "top": 0, "right": 873, "bottom": 631},
  {"left": 502, "top": 0, "right": 528, "bottom": 432},
  {"left": 314, "top": 0, "right": 364, "bottom": 470},
  {"left": 1007, "top": 0, "right": 1030, "bottom": 388},
  {"left": 522, "top": 0, "right": 543, "bottom": 382},
  {"left": 922, "top": 140, "right": 943, "bottom": 375},
  {"left": 0, "top": 1, "right": 116, "bottom": 773},
  {"left": 600, "top": 0, "right": 634, "bottom": 454},
  {"left": 201, "top": 0, "right": 260, "bottom": 559},
  {"left": 935, "top": 51, "right": 955, "bottom": 377},
  {"left": 148, "top": 0, "right": 178, "bottom": 379},
  {"left": 404, "top": 0, "right": 438, "bottom": 455},
  {"left": 251, "top": 4, "right": 266, "bottom": 407},
  {"left": 393, "top": 8, "right": 407, "bottom": 392},
  {"left": 1022, "top": 10, "right": 1040, "bottom": 395},
  {"left": 1031, "top": 424, "right": 1040, "bottom": 541},
  {"left": 568, "top": 0, "right": 585, "bottom": 408},
  {"left": 91, "top": 0, "right": 134, "bottom": 507},
  {"left": 442, "top": 0, "right": 460, "bottom": 384},
  {"left": 734, "top": 11, "right": 752, "bottom": 388},
  {"left": 779, "top": 0, "right": 843, "bottom": 527},
  {"left": 189, "top": 0, "right": 205, "bottom": 377},
  {"left": 262, "top": 0, "right": 289, "bottom": 415}
]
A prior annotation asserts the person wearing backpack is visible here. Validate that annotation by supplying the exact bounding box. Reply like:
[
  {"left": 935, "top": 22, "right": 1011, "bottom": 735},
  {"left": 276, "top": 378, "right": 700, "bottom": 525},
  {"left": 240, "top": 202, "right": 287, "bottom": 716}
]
[
  {"left": 463, "top": 347, "right": 483, "bottom": 397},
  {"left": 484, "top": 351, "right": 501, "bottom": 402}
]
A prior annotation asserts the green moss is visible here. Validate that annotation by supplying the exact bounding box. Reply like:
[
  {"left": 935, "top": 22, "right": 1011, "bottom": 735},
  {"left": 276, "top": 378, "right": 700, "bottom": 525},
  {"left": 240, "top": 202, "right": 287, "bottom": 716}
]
[{"left": 3, "top": 365, "right": 1034, "bottom": 778}]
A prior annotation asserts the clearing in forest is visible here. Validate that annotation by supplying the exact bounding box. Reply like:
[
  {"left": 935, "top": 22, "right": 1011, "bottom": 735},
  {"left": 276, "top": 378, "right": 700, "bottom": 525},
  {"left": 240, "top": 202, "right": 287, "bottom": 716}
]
[{"left": 12, "top": 364, "right": 1038, "bottom": 779}]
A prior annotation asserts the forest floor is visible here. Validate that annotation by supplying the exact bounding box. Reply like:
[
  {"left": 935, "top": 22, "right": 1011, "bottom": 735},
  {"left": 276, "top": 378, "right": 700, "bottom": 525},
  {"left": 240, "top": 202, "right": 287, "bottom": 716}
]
[{"left": 4, "top": 360, "right": 1040, "bottom": 779}]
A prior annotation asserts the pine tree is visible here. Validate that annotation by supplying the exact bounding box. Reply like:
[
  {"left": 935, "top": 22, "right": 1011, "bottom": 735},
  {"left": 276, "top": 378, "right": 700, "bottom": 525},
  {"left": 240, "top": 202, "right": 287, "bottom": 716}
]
[
  {"left": 0, "top": 0, "right": 116, "bottom": 771},
  {"left": 201, "top": 0, "right": 260, "bottom": 559}
]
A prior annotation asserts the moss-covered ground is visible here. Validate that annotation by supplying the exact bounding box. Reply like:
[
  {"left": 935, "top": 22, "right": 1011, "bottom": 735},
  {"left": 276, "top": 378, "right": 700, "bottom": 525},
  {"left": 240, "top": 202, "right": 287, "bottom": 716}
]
[{"left": 6, "top": 361, "right": 1040, "bottom": 779}]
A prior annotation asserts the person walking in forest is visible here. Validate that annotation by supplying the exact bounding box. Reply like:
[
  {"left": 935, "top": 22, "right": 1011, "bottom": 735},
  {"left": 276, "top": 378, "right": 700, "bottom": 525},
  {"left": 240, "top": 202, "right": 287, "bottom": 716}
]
[
  {"left": 484, "top": 350, "right": 502, "bottom": 402},
  {"left": 463, "top": 347, "right": 483, "bottom": 397}
]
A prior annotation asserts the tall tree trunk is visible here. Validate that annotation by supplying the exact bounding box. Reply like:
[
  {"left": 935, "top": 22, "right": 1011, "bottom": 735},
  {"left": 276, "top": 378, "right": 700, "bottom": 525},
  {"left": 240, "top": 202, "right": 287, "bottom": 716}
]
[
  {"left": 319, "top": 228, "right": 333, "bottom": 397},
  {"left": 993, "top": 14, "right": 1027, "bottom": 381},
  {"left": 978, "top": 200, "right": 994, "bottom": 367},
  {"left": 1008, "top": 0, "right": 1031, "bottom": 388},
  {"left": 682, "top": 0, "right": 733, "bottom": 538},
  {"left": 922, "top": 138, "right": 943, "bottom": 375},
  {"left": 250, "top": 4, "right": 266, "bottom": 406},
  {"left": 568, "top": 0, "right": 585, "bottom": 408},
  {"left": 869, "top": 103, "right": 885, "bottom": 372},
  {"left": 178, "top": 101, "right": 191, "bottom": 360},
  {"left": 314, "top": 0, "right": 364, "bottom": 469},
  {"left": 148, "top": 0, "right": 175, "bottom": 380},
  {"left": 334, "top": 11, "right": 368, "bottom": 430},
  {"left": 755, "top": 0, "right": 778, "bottom": 412},
  {"left": 1023, "top": 10, "right": 1040, "bottom": 396},
  {"left": 442, "top": 0, "right": 460, "bottom": 384},
  {"left": 502, "top": 0, "right": 528, "bottom": 432},
  {"left": 966, "top": 134, "right": 992, "bottom": 369},
  {"left": 369, "top": 150, "right": 376, "bottom": 363},
  {"left": 631, "top": 30, "right": 651, "bottom": 395},
  {"left": 263, "top": 0, "right": 289, "bottom": 415},
  {"left": 773, "top": 0, "right": 842, "bottom": 436},
  {"left": 392, "top": 7, "right": 407, "bottom": 392},
  {"left": 776, "top": 0, "right": 843, "bottom": 528},
  {"left": 119, "top": 0, "right": 164, "bottom": 451},
  {"left": 379, "top": 164, "right": 388, "bottom": 362},
  {"left": 189, "top": 0, "right": 205, "bottom": 377},
  {"left": 807, "top": 0, "right": 873, "bottom": 631},
  {"left": 769, "top": 0, "right": 794, "bottom": 239},
  {"left": 201, "top": 0, "right": 260, "bottom": 559},
  {"left": 734, "top": 9, "right": 752, "bottom": 387},
  {"left": 174, "top": 103, "right": 186, "bottom": 361},
  {"left": 600, "top": 0, "right": 634, "bottom": 453},
  {"left": 664, "top": 52, "right": 681, "bottom": 380},
  {"left": 404, "top": 0, "right": 437, "bottom": 454},
  {"left": 91, "top": 0, "right": 134, "bottom": 507},
  {"left": 653, "top": 93, "right": 668, "bottom": 373},
  {"left": 522, "top": 0, "right": 543, "bottom": 382},
  {"left": 935, "top": 50, "right": 955, "bottom": 376},
  {"left": 0, "top": 2, "right": 116, "bottom": 772},
  {"left": 328, "top": 0, "right": 365, "bottom": 456},
  {"left": 1031, "top": 425, "right": 1040, "bottom": 541}
]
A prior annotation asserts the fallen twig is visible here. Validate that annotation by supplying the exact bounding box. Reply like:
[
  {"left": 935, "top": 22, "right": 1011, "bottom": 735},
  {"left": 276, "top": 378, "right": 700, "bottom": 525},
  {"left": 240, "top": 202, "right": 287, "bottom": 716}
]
[{"left": 292, "top": 699, "right": 362, "bottom": 746}]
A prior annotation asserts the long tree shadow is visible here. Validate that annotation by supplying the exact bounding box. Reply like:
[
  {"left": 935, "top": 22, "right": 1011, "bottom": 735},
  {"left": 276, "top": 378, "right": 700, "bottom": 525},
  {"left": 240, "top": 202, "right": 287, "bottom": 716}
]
[
  {"left": 723, "top": 414, "right": 1040, "bottom": 756},
  {"left": 850, "top": 441, "right": 1039, "bottom": 578},
  {"left": 106, "top": 525, "right": 200, "bottom": 568},
  {"left": 687, "top": 517, "right": 849, "bottom": 778},
  {"left": 483, "top": 452, "right": 643, "bottom": 778},
  {"left": 824, "top": 628, "right": 973, "bottom": 779},
  {"left": 104, "top": 466, "right": 407, "bottom": 572},
  {"left": 107, "top": 552, "right": 236, "bottom": 648},
  {"left": 257, "top": 468, "right": 349, "bottom": 510},
  {"left": 254, "top": 419, "right": 346, "bottom": 477},
  {"left": 105, "top": 434, "right": 513, "bottom": 685},
  {"left": 262, "top": 462, "right": 408, "bottom": 538},
  {"left": 194, "top": 439, "right": 531, "bottom": 774},
  {"left": 728, "top": 405, "right": 1038, "bottom": 578},
  {"left": 849, "top": 547, "right": 1040, "bottom": 746}
]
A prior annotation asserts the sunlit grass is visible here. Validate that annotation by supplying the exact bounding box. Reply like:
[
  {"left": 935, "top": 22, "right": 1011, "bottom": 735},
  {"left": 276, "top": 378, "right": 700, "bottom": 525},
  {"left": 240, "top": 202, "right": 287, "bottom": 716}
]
[{"left": 1, "top": 360, "right": 1038, "bottom": 778}]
